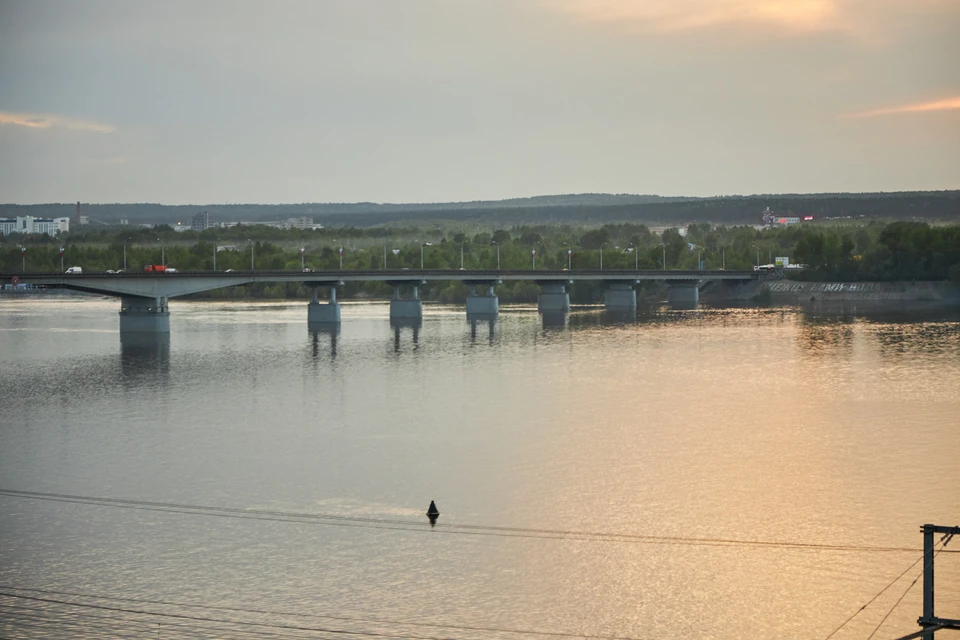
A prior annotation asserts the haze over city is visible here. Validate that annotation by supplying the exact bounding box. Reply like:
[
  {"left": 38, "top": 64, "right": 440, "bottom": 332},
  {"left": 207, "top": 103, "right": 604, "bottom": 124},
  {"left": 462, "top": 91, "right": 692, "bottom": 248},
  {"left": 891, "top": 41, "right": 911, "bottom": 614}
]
[{"left": 0, "top": 0, "right": 958, "bottom": 204}]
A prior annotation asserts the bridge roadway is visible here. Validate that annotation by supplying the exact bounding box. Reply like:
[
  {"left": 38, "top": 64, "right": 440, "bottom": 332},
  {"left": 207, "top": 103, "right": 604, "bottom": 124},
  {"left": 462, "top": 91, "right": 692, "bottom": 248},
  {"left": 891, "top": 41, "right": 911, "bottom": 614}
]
[{"left": 3, "top": 269, "right": 758, "bottom": 334}]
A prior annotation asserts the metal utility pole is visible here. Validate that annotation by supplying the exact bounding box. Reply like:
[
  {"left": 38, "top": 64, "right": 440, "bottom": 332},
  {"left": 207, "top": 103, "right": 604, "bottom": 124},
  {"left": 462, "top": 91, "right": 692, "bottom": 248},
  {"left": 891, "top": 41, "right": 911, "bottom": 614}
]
[
  {"left": 891, "top": 524, "right": 960, "bottom": 640},
  {"left": 248, "top": 239, "right": 254, "bottom": 270}
]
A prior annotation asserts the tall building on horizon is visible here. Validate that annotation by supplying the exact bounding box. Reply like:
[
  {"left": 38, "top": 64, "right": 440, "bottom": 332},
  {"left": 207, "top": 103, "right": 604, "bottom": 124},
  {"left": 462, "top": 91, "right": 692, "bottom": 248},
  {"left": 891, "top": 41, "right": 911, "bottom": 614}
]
[{"left": 192, "top": 211, "right": 210, "bottom": 232}]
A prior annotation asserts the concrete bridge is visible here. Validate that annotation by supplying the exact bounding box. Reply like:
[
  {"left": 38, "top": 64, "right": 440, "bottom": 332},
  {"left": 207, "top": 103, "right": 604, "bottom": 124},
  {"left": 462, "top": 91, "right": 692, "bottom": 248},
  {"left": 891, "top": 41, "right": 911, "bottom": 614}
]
[{"left": 3, "top": 269, "right": 758, "bottom": 333}]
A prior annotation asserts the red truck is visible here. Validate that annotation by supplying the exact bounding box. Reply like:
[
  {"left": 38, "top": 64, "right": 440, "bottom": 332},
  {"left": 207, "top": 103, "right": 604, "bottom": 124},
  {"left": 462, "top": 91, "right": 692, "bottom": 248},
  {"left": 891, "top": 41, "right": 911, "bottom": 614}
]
[{"left": 143, "top": 264, "right": 168, "bottom": 272}]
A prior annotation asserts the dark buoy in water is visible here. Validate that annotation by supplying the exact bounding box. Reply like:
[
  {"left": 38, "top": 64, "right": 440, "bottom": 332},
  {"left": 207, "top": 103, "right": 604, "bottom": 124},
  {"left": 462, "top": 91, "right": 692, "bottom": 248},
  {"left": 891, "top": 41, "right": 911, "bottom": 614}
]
[{"left": 426, "top": 500, "right": 439, "bottom": 526}]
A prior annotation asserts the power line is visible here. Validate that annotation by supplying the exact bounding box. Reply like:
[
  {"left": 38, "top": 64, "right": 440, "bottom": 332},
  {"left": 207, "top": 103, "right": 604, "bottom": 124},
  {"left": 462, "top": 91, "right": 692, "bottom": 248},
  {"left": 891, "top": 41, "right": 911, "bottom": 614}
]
[
  {"left": 0, "top": 602, "right": 315, "bottom": 640},
  {"left": 0, "top": 591, "right": 518, "bottom": 640},
  {"left": 819, "top": 539, "right": 945, "bottom": 640},
  {"left": 1, "top": 488, "right": 943, "bottom": 554},
  {"left": 864, "top": 533, "right": 954, "bottom": 640},
  {"left": 0, "top": 585, "right": 641, "bottom": 640}
]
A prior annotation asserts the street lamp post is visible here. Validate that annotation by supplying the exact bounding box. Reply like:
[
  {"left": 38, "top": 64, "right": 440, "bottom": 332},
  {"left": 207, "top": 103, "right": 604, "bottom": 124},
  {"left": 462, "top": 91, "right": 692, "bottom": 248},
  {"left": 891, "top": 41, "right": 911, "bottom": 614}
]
[
  {"left": 213, "top": 239, "right": 218, "bottom": 271},
  {"left": 21, "top": 246, "right": 25, "bottom": 272},
  {"left": 754, "top": 246, "right": 760, "bottom": 268},
  {"left": 491, "top": 241, "right": 500, "bottom": 270},
  {"left": 300, "top": 247, "right": 305, "bottom": 271},
  {"left": 662, "top": 243, "right": 666, "bottom": 270},
  {"left": 698, "top": 248, "right": 703, "bottom": 270},
  {"left": 600, "top": 242, "right": 607, "bottom": 270},
  {"left": 531, "top": 247, "right": 537, "bottom": 270},
  {"left": 157, "top": 238, "right": 165, "bottom": 267},
  {"left": 339, "top": 247, "right": 344, "bottom": 270},
  {"left": 59, "top": 247, "right": 65, "bottom": 272},
  {"left": 629, "top": 243, "right": 638, "bottom": 270},
  {"left": 248, "top": 239, "right": 254, "bottom": 270},
  {"left": 567, "top": 248, "right": 572, "bottom": 270},
  {"left": 722, "top": 245, "right": 726, "bottom": 271},
  {"left": 460, "top": 243, "right": 465, "bottom": 270},
  {"left": 420, "top": 242, "right": 432, "bottom": 270},
  {"left": 123, "top": 238, "right": 130, "bottom": 271}
]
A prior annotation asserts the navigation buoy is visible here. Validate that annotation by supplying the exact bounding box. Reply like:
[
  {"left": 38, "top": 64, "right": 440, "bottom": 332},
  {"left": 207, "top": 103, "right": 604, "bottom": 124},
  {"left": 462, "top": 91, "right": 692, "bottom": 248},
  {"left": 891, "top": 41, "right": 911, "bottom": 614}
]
[{"left": 426, "top": 500, "right": 439, "bottom": 524}]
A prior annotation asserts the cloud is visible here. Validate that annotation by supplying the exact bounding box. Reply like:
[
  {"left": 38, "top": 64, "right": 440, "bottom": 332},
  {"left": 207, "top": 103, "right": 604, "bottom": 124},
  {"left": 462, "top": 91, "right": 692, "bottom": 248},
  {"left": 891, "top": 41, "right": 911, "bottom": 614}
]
[
  {"left": 543, "top": 0, "right": 844, "bottom": 34},
  {"left": 845, "top": 96, "right": 960, "bottom": 117},
  {"left": 0, "top": 111, "right": 116, "bottom": 134}
]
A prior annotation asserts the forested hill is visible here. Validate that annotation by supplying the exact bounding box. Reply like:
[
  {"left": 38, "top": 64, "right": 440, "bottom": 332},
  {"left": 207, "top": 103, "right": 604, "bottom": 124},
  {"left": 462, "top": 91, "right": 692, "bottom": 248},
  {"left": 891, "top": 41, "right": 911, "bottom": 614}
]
[{"left": 2, "top": 191, "right": 958, "bottom": 227}]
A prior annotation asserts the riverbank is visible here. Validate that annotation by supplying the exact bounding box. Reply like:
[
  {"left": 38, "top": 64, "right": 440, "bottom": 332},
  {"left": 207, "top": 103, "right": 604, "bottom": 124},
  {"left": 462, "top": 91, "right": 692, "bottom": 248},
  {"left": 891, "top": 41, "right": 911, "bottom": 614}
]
[{"left": 764, "top": 280, "right": 960, "bottom": 303}]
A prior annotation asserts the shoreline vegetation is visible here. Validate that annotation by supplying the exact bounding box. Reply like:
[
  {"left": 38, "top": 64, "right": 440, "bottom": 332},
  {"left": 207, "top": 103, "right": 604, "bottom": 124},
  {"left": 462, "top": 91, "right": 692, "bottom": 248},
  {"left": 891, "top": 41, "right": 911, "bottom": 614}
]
[{"left": 2, "top": 218, "right": 958, "bottom": 303}]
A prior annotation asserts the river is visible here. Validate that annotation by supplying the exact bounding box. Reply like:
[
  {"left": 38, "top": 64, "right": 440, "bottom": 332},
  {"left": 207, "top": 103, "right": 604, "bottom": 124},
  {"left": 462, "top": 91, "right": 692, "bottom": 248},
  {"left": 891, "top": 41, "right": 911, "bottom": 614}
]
[{"left": 1, "top": 297, "right": 958, "bottom": 639}]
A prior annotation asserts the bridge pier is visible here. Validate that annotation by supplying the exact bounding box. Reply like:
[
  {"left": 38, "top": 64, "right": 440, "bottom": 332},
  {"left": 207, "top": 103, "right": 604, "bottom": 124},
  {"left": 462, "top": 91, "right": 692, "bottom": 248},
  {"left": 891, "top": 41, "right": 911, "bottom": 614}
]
[
  {"left": 604, "top": 281, "right": 638, "bottom": 310},
  {"left": 537, "top": 282, "right": 570, "bottom": 313},
  {"left": 307, "top": 286, "right": 341, "bottom": 326},
  {"left": 465, "top": 284, "right": 499, "bottom": 316},
  {"left": 390, "top": 283, "right": 424, "bottom": 324},
  {"left": 667, "top": 280, "right": 700, "bottom": 307},
  {"left": 119, "top": 296, "right": 170, "bottom": 333}
]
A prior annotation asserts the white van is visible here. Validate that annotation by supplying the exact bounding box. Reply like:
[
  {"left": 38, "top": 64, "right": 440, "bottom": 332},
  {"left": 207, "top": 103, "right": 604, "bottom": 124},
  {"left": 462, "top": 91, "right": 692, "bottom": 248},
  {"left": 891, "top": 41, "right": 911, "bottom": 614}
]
[{"left": 65, "top": 266, "right": 83, "bottom": 274}]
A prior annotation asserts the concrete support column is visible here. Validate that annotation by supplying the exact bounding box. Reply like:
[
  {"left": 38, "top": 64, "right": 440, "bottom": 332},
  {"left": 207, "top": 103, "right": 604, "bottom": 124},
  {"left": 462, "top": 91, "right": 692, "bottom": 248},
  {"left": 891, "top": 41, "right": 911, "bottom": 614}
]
[
  {"left": 667, "top": 281, "right": 700, "bottom": 307},
  {"left": 119, "top": 295, "right": 170, "bottom": 334},
  {"left": 390, "top": 284, "right": 423, "bottom": 323},
  {"left": 604, "top": 282, "right": 637, "bottom": 310},
  {"left": 308, "top": 286, "right": 341, "bottom": 325},
  {"left": 466, "top": 282, "right": 499, "bottom": 316},
  {"left": 537, "top": 282, "right": 570, "bottom": 313}
]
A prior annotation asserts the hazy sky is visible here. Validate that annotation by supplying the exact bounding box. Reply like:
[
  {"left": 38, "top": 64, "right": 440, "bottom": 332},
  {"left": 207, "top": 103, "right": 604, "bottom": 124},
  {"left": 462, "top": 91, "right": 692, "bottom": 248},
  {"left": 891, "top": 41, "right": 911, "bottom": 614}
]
[{"left": 0, "top": 0, "right": 958, "bottom": 204}]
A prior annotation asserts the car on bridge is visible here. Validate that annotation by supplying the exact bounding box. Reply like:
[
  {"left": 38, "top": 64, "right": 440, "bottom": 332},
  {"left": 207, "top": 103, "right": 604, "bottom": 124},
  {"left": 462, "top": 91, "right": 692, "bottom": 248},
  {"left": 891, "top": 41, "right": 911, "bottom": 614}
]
[{"left": 65, "top": 266, "right": 83, "bottom": 274}]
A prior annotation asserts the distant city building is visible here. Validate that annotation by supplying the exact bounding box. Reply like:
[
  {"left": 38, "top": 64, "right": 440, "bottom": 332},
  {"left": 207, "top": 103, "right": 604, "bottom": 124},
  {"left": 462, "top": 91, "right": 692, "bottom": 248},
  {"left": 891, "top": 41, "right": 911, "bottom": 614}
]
[
  {"left": 192, "top": 211, "right": 210, "bottom": 231},
  {"left": 120, "top": 218, "right": 130, "bottom": 225},
  {"left": 283, "top": 216, "right": 316, "bottom": 230},
  {"left": 0, "top": 216, "right": 69, "bottom": 236}
]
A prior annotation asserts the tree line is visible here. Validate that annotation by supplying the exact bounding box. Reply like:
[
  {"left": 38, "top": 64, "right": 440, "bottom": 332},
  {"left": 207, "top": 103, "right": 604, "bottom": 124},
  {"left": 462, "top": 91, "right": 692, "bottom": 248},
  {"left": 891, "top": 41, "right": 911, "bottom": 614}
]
[{"left": 2, "top": 221, "right": 958, "bottom": 301}]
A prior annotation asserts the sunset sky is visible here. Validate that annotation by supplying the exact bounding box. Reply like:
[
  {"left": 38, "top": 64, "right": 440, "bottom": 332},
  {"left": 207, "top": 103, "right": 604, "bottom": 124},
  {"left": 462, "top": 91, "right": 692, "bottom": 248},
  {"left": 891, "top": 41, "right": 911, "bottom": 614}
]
[{"left": 0, "top": 0, "right": 957, "bottom": 204}]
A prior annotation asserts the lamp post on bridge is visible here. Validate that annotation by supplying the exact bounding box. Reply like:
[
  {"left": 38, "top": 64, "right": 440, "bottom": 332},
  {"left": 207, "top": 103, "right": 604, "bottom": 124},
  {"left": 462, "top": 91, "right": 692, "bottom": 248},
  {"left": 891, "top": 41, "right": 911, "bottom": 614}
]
[
  {"left": 123, "top": 238, "right": 131, "bottom": 271},
  {"left": 491, "top": 241, "right": 500, "bottom": 270},
  {"left": 600, "top": 242, "right": 607, "bottom": 271},
  {"left": 59, "top": 247, "right": 64, "bottom": 272},
  {"left": 567, "top": 247, "right": 572, "bottom": 270},
  {"left": 213, "top": 238, "right": 218, "bottom": 271},
  {"left": 157, "top": 238, "right": 165, "bottom": 267},
  {"left": 531, "top": 247, "right": 537, "bottom": 270},
  {"left": 248, "top": 239, "right": 254, "bottom": 270},
  {"left": 661, "top": 242, "right": 666, "bottom": 270},
  {"left": 420, "top": 242, "right": 432, "bottom": 270},
  {"left": 21, "top": 246, "right": 26, "bottom": 273},
  {"left": 628, "top": 243, "right": 638, "bottom": 270},
  {"left": 300, "top": 247, "right": 305, "bottom": 271},
  {"left": 339, "top": 246, "right": 344, "bottom": 270}
]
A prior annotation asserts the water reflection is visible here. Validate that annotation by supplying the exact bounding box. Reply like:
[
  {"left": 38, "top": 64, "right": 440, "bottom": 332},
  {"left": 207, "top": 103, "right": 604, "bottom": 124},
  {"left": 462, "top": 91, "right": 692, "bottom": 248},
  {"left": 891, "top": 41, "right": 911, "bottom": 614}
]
[
  {"left": 308, "top": 324, "right": 339, "bottom": 359},
  {"left": 467, "top": 313, "right": 497, "bottom": 344},
  {"left": 540, "top": 311, "right": 568, "bottom": 330},
  {"left": 119, "top": 332, "right": 171, "bottom": 379},
  {"left": 392, "top": 321, "right": 421, "bottom": 352}
]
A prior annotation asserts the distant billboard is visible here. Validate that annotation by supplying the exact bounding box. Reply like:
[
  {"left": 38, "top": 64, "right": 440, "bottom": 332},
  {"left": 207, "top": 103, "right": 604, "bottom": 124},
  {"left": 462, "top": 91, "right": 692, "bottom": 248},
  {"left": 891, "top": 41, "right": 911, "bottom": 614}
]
[{"left": 775, "top": 257, "right": 790, "bottom": 267}]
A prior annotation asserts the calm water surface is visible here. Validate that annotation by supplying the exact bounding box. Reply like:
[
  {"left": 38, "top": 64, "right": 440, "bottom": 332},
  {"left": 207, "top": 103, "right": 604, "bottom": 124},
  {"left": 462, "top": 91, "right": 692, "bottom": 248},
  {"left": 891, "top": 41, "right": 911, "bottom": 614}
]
[{"left": 1, "top": 297, "right": 958, "bottom": 639}]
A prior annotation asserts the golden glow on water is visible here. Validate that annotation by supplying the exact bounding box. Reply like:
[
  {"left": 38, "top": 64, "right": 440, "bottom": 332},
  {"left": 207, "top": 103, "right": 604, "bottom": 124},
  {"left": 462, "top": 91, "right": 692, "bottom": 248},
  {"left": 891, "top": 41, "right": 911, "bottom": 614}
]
[{"left": 0, "top": 299, "right": 958, "bottom": 638}]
